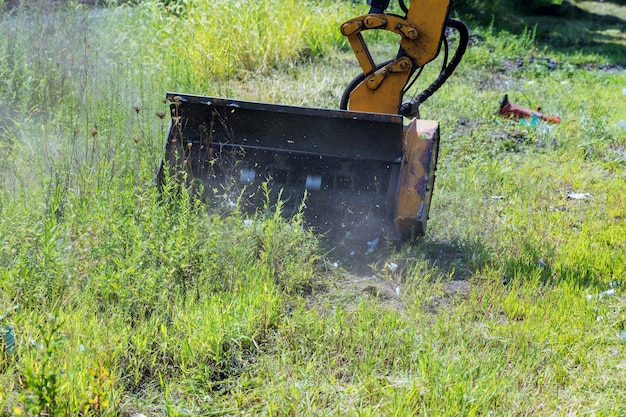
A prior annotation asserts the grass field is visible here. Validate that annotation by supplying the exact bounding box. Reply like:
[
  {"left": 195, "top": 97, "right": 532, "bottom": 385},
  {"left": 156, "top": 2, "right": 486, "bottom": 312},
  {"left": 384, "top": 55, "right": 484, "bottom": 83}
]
[{"left": 0, "top": 0, "right": 625, "bottom": 415}]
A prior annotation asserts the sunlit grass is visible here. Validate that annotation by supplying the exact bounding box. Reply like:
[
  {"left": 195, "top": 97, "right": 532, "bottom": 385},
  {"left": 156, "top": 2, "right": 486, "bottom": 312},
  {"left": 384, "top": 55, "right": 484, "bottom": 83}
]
[{"left": 145, "top": 0, "right": 353, "bottom": 88}]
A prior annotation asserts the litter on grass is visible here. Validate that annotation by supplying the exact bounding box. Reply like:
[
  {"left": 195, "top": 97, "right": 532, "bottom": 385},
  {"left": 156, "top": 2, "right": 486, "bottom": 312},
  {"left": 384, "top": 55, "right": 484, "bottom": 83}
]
[
  {"left": 567, "top": 192, "right": 592, "bottom": 200},
  {"left": 499, "top": 94, "right": 561, "bottom": 124},
  {"left": 586, "top": 288, "right": 616, "bottom": 301},
  {"left": 1, "top": 325, "right": 16, "bottom": 355}
]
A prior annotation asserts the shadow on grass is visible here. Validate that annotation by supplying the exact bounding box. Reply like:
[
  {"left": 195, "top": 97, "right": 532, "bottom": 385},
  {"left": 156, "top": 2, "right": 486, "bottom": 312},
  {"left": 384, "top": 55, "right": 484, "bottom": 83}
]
[
  {"left": 456, "top": 0, "right": 626, "bottom": 65},
  {"left": 405, "top": 234, "right": 611, "bottom": 289},
  {"left": 317, "top": 232, "right": 488, "bottom": 281},
  {"left": 413, "top": 238, "right": 486, "bottom": 281}
]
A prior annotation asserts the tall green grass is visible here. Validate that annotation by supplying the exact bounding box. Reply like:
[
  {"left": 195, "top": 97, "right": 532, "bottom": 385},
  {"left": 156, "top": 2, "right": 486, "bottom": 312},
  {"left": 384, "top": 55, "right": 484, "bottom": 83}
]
[
  {"left": 146, "top": 0, "right": 353, "bottom": 89},
  {"left": 0, "top": 1, "right": 330, "bottom": 414}
]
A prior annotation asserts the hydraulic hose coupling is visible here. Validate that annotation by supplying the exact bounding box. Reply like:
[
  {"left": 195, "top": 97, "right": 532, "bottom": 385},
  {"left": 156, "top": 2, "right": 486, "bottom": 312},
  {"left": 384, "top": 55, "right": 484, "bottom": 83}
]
[{"left": 400, "top": 101, "right": 420, "bottom": 119}]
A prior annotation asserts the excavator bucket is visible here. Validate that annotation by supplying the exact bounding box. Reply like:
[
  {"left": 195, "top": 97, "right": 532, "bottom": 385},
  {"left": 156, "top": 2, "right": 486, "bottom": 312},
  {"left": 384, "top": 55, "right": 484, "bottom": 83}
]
[
  {"left": 157, "top": 0, "right": 468, "bottom": 246},
  {"left": 158, "top": 93, "right": 440, "bottom": 242}
]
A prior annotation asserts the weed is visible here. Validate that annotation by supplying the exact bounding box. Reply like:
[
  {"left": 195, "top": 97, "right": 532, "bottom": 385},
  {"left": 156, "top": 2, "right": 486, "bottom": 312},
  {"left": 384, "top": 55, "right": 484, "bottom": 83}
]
[{"left": 18, "top": 314, "right": 66, "bottom": 416}]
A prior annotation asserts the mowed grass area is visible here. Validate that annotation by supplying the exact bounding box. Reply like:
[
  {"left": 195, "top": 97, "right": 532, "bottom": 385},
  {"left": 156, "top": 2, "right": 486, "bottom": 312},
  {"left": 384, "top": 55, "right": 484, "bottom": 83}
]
[{"left": 0, "top": 0, "right": 625, "bottom": 415}]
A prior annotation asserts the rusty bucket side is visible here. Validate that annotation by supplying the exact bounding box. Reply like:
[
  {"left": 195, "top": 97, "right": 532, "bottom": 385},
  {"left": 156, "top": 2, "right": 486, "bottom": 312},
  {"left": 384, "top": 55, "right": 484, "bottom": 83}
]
[{"left": 395, "top": 119, "right": 440, "bottom": 237}]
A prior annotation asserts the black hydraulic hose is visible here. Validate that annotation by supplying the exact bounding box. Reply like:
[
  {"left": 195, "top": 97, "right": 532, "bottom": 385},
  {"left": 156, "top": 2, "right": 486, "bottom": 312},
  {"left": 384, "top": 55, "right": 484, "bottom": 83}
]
[
  {"left": 339, "top": 60, "right": 394, "bottom": 110},
  {"left": 400, "top": 18, "right": 469, "bottom": 118},
  {"left": 398, "top": 0, "right": 408, "bottom": 14},
  {"left": 339, "top": 72, "right": 364, "bottom": 111}
]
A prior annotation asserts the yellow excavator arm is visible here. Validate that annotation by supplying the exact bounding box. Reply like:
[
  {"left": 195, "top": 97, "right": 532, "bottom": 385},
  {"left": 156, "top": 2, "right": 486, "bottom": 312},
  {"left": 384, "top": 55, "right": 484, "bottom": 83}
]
[
  {"left": 339, "top": 0, "right": 468, "bottom": 237},
  {"left": 341, "top": 0, "right": 467, "bottom": 117}
]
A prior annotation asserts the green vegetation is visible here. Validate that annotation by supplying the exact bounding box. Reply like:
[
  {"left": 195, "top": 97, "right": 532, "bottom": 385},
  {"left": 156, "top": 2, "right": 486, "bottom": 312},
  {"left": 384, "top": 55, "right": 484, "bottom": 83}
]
[{"left": 1, "top": 0, "right": 625, "bottom": 415}]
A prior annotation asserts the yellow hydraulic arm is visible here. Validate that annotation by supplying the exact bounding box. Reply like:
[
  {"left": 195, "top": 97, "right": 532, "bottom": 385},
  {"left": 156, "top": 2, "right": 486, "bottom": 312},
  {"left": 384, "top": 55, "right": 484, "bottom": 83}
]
[
  {"left": 339, "top": 0, "right": 469, "bottom": 237},
  {"left": 340, "top": 0, "right": 467, "bottom": 117}
]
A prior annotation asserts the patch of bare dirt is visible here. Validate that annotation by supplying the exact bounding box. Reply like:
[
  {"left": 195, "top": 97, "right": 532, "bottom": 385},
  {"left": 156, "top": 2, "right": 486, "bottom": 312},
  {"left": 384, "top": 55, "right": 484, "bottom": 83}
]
[
  {"left": 425, "top": 279, "right": 471, "bottom": 314},
  {"left": 309, "top": 263, "right": 471, "bottom": 316},
  {"left": 340, "top": 273, "right": 405, "bottom": 311}
]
